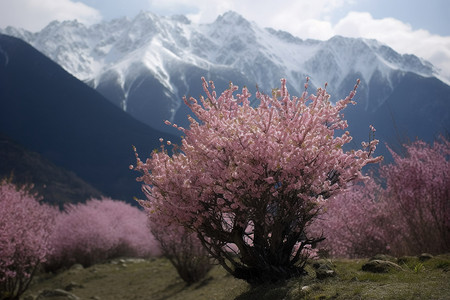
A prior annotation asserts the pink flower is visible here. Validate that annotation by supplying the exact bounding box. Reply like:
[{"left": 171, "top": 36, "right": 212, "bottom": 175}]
[{"left": 265, "top": 177, "right": 276, "bottom": 184}]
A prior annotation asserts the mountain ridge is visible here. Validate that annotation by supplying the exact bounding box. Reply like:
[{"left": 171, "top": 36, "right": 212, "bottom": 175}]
[
  {"left": 1, "top": 11, "right": 449, "bottom": 162},
  {"left": 1, "top": 11, "right": 443, "bottom": 122}
]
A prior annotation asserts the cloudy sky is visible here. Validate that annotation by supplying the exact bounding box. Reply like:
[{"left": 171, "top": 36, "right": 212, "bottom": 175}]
[{"left": 1, "top": 0, "right": 449, "bottom": 82}]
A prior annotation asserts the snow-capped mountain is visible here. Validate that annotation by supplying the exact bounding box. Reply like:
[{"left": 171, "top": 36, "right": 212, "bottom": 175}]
[
  {"left": 2, "top": 11, "right": 448, "bottom": 149},
  {"left": 2, "top": 12, "right": 438, "bottom": 98}
]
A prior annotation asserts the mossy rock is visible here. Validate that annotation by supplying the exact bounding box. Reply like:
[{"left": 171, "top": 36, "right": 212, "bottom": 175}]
[
  {"left": 362, "top": 260, "right": 403, "bottom": 273},
  {"left": 36, "top": 289, "right": 80, "bottom": 300},
  {"left": 313, "top": 260, "right": 337, "bottom": 279}
]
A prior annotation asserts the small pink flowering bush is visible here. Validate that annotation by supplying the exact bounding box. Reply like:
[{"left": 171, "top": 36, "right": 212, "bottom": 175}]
[
  {"left": 47, "top": 198, "right": 160, "bottom": 270},
  {"left": 0, "top": 181, "right": 54, "bottom": 300},
  {"left": 133, "top": 78, "right": 381, "bottom": 283}
]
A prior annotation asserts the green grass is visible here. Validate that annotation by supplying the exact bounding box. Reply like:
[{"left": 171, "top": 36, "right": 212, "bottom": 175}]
[{"left": 23, "top": 254, "right": 450, "bottom": 300}]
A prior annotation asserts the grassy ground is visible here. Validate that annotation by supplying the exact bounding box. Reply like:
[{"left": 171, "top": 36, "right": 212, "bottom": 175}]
[{"left": 23, "top": 254, "right": 450, "bottom": 300}]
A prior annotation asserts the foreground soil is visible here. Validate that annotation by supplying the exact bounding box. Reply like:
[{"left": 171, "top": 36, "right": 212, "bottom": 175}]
[{"left": 23, "top": 254, "right": 450, "bottom": 300}]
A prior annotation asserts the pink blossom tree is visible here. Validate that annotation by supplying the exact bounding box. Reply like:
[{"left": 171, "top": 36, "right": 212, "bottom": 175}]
[
  {"left": 46, "top": 198, "right": 160, "bottom": 270},
  {"left": 0, "top": 181, "right": 54, "bottom": 300},
  {"left": 133, "top": 78, "right": 382, "bottom": 283}
]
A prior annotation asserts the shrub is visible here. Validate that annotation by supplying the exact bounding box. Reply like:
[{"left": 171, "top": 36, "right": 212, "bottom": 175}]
[
  {"left": 133, "top": 78, "right": 381, "bottom": 283},
  {"left": 0, "top": 181, "right": 54, "bottom": 300},
  {"left": 46, "top": 197, "right": 160, "bottom": 270},
  {"left": 150, "top": 219, "right": 213, "bottom": 284}
]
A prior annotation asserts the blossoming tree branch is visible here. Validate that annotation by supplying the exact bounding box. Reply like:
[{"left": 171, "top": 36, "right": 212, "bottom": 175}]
[{"left": 132, "top": 77, "right": 382, "bottom": 284}]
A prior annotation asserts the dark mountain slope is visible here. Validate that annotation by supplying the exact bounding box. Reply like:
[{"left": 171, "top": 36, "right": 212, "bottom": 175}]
[
  {"left": 0, "top": 34, "right": 177, "bottom": 203},
  {"left": 344, "top": 72, "right": 450, "bottom": 159},
  {"left": 0, "top": 133, "right": 102, "bottom": 207}
]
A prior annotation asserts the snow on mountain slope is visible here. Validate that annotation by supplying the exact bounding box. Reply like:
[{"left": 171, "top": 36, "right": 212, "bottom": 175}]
[{"left": 0, "top": 11, "right": 442, "bottom": 125}]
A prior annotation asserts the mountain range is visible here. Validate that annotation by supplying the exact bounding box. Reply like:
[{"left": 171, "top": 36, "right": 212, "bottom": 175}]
[
  {"left": 3, "top": 12, "right": 447, "bottom": 134},
  {"left": 0, "top": 11, "right": 449, "bottom": 203}
]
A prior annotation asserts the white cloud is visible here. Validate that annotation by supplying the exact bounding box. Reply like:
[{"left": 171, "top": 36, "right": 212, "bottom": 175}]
[
  {"left": 332, "top": 12, "right": 450, "bottom": 83},
  {"left": 147, "top": 0, "right": 352, "bottom": 27},
  {"left": 147, "top": 0, "right": 199, "bottom": 15},
  {"left": 0, "top": 0, "right": 102, "bottom": 32}
]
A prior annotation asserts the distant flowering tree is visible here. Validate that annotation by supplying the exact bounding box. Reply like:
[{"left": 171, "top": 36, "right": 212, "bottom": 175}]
[
  {"left": 46, "top": 198, "right": 160, "bottom": 270},
  {"left": 0, "top": 181, "right": 54, "bottom": 300},
  {"left": 309, "top": 178, "right": 391, "bottom": 258},
  {"left": 312, "top": 138, "right": 450, "bottom": 258},
  {"left": 381, "top": 138, "right": 450, "bottom": 255},
  {"left": 133, "top": 77, "right": 382, "bottom": 283}
]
